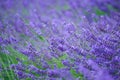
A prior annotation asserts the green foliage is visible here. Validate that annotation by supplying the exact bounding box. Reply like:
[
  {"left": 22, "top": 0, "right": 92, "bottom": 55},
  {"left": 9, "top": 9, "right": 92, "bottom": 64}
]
[
  {"left": 24, "top": 19, "right": 29, "bottom": 25},
  {"left": 0, "top": 45, "right": 44, "bottom": 80},
  {"left": 47, "top": 58, "right": 64, "bottom": 69},
  {"left": 93, "top": 18, "right": 98, "bottom": 22},
  {"left": 22, "top": 8, "right": 29, "bottom": 15},
  {"left": 0, "top": 69, "right": 17, "bottom": 80},
  {"left": 0, "top": 53, "right": 17, "bottom": 67},
  {"left": 38, "top": 35, "right": 45, "bottom": 42},
  {"left": 94, "top": 7, "right": 106, "bottom": 16},
  {"left": 26, "top": 78, "right": 32, "bottom": 80},
  {"left": 20, "top": 33, "right": 29, "bottom": 40},
  {"left": 107, "top": 4, "right": 117, "bottom": 11},
  {"left": 0, "top": 52, "right": 18, "bottom": 80},
  {"left": 63, "top": 5, "right": 70, "bottom": 10},
  {"left": 0, "top": 45, "right": 28, "bottom": 80},
  {"left": 47, "top": 58, "right": 65, "bottom": 69},
  {"left": 56, "top": 5, "right": 70, "bottom": 11},
  {"left": 47, "top": 54, "right": 68, "bottom": 68},
  {"left": 70, "top": 69, "right": 84, "bottom": 80},
  {"left": 53, "top": 58, "right": 65, "bottom": 68},
  {"left": 58, "top": 54, "right": 68, "bottom": 60},
  {"left": 6, "top": 45, "right": 28, "bottom": 61}
]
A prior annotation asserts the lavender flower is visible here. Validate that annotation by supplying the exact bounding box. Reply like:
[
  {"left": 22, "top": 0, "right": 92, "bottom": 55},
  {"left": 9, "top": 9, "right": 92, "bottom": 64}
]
[{"left": 0, "top": 0, "right": 119, "bottom": 80}]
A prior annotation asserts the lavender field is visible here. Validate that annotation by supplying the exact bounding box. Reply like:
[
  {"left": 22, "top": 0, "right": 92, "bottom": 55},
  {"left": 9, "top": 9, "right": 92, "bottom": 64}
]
[{"left": 0, "top": 0, "right": 120, "bottom": 80}]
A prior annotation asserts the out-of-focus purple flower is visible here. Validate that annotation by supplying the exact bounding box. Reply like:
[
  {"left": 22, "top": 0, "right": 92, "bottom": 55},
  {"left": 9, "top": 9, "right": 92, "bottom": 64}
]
[
  {"left": 0, "top": 37, "right": 3, "bottom": 44},
  {"left": 15, "top": 70, "right": 28, "bottom": 79},
  {"left": 47, "top": 69, "right": 60, "bottom": 78}
]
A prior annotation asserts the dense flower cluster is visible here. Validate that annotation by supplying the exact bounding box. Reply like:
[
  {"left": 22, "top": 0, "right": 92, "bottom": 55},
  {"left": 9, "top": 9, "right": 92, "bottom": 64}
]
[{"left": 0, "top": 0, "right": 120, "bottom": 80}]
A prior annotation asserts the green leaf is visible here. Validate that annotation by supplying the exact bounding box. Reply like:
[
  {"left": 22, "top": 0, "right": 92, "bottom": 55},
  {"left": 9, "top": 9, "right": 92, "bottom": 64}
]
[
  {"left": 0, "top": 69, "right": 17, "bottom": 80},
  {"left": 94, "top": 7, "right": 106, "bottom": 16},
  {"left": 70, "top": 69, "right": 84, "bottom": 79},
  {"left": 53, "top": 58, "right": 65, "bottom": 68},
  {"left": 38, "top": 35, "right": 45, "bottom": 41},
  {"left": 86, "top": 55, "right": 91, "bottom": 59},
  {"left": 56, "top": 61, "right": 64, "bottom": 68},
  {"left": 6, "top": 45, "right": 28, "bottom": 61},
  {"left": 59, "top": 54, "right": 68, "bottom": 60},
  {"left": 26, "top": 78, "right": 32, "bottom": 80},
  {"left": 0, "top": 53, "right": 18, "bottom": 67},
  {"left": 47, "top": 57, "right": 65, "bottom": 69},
  {"left": 0, "top": 52, "right": 18, "bottom": 80}
]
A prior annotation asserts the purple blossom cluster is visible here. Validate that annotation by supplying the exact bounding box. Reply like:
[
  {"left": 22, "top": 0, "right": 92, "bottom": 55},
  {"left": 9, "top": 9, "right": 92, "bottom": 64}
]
[{"left": 0, "top": 0, "right": 120, "bottom": 80}]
